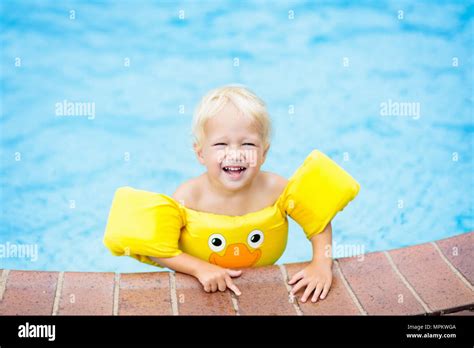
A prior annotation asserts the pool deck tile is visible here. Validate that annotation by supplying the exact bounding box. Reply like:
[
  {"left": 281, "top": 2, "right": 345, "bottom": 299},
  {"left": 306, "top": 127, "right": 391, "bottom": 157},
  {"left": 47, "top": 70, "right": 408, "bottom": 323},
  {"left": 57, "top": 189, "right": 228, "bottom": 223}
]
[
  {"left": 0, "top": 270, "right": 58, "bottom": 315},
  {"left": 174, "top": 272, "right": 235, "bottom": 315},
  {"left": 232, "top": 265, "right": 297, "bottom": 315},
  {"left": 119, "top": 272, "right": 172, "bottom": 315},
  {"left": 0, "top": 232, "right": 472, "bottom": 316},
  {"left": 57, "top": 272, "right": 115, "bottom": 315},
  {"left": 389, "top": 242, "right": 474, "bottom": 313},
  {"left": 337, "top": 252, "right": 426, "bottom": 315},
  {"left": 285, "top": 262, "right": 361, "bottom": 315},
  {"left": 435, "top": 232, "right": 474, "bottom": 285}
]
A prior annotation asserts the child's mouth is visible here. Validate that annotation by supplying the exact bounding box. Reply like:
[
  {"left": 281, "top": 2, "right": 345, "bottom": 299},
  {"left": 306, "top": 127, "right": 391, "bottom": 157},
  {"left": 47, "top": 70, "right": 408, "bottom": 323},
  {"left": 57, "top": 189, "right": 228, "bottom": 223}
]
[{"left": 222, "top": 165, "right": 247, "bottom": 180}]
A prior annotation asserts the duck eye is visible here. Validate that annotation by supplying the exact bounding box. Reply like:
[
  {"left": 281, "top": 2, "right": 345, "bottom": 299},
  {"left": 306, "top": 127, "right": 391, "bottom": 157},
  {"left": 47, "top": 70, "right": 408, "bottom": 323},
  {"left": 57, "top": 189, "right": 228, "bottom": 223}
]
[
  {"left": 250, "top": 235, "right": 260, "bottom": 243},
  {"left": 208, "top": 234, "right": 226, "bottom": 252},
  {"left": 247, "top": 230, "right": 264, "bottom": 248}
]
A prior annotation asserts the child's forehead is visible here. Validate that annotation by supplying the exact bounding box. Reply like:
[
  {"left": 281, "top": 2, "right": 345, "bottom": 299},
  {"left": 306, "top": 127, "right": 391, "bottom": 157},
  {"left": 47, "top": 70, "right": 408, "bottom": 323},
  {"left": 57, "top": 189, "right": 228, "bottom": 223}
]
[
  {"left": 204, "top": 114, "right": 261, "bottom": 141},
  {"left": 213, "top": 101, "right": 246, "bottom": 118},
  {"left": 206, "top": 103, "right": 257, "bottom": 129}
]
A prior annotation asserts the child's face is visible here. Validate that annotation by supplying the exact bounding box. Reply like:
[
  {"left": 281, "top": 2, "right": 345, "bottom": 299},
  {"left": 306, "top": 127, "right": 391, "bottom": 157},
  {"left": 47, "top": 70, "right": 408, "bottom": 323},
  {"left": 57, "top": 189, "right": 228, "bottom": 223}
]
[{"left": 195, "top": 102, "right": 268, "bottom": 192}]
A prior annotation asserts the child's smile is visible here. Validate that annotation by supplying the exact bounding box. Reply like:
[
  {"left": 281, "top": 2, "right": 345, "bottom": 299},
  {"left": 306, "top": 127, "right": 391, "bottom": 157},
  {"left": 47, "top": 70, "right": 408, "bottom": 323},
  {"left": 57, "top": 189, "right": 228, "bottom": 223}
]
[{"left": 221, "top": 164, "right": 247, "bottom": 180}]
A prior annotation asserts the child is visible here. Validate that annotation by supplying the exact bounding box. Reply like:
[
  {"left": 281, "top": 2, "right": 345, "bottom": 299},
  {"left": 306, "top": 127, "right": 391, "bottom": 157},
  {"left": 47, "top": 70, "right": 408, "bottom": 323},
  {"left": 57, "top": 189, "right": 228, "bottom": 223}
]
[{"left": 149, "top": 85, "right": 334, "bottom": 303}]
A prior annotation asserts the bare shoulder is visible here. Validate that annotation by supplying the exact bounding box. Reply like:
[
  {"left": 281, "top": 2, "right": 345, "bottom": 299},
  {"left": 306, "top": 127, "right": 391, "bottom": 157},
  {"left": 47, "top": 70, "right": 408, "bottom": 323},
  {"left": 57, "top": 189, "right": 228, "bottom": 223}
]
[
  {"left": 172, "top": 176, "right": 203, "bottom": 208},
  {"left": 260, "top": 171, "right": 288, "bottom": 199}
]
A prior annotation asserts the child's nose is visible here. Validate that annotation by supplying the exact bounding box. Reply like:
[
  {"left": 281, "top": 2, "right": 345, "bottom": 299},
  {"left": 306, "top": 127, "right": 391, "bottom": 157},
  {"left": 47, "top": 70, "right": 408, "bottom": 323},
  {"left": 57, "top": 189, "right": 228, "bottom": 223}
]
[{"left": 225, "top": 148, "right": 246, "bottom": 162}]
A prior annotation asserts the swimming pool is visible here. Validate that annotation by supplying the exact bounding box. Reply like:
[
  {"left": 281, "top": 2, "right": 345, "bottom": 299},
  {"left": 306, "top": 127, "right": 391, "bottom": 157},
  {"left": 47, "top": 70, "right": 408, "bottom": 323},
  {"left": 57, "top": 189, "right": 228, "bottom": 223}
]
[{"left": 1, "top": 0, "right": 472, "bottom": 272}]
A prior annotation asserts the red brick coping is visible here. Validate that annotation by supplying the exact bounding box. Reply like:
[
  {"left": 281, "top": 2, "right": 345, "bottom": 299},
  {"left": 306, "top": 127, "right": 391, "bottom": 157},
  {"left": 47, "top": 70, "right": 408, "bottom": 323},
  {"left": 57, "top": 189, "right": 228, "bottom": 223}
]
[{"left": 0, "top": 232, "right": 472, "bottom": 315}]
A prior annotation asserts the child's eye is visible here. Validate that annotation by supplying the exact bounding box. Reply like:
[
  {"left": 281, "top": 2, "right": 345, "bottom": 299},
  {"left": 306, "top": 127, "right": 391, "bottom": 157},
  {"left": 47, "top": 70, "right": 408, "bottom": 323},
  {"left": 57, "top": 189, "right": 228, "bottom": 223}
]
[
  {"left": 242, "top": 143, "right": 256, "bottom": 146},
  {"left": 212, "top": 143, "right": 227, "bottom": 146}
]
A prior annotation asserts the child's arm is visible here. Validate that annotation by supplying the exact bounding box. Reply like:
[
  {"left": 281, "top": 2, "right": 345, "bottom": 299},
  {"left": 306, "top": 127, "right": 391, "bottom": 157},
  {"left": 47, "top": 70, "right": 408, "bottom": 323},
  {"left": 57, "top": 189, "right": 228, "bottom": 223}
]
[
  {"left": 149, "top": 253, "right": 242, "bottom": 296},
  {"left": 288, "top": 221, "right": 333, "bottom": 303},
  {"left": 157, "top": 183, "right": 242, "bottom": 295}
]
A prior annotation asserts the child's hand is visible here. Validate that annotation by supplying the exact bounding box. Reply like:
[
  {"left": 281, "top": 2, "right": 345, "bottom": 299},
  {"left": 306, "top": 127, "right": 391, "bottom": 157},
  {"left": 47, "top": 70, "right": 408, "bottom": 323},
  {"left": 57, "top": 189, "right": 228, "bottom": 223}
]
[
  {"left": 194, "top": 262, "right": 242, "bottom": 296},
  {"left": 288, "top": 261, "right": 333, "bottom": 303}
]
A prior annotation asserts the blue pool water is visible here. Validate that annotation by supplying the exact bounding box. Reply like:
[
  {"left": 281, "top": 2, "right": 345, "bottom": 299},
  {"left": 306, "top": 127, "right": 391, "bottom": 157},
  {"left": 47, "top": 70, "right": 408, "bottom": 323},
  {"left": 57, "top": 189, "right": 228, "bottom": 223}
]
[{"left": 0, "top": 1, "right": 473, "bottom": 272}]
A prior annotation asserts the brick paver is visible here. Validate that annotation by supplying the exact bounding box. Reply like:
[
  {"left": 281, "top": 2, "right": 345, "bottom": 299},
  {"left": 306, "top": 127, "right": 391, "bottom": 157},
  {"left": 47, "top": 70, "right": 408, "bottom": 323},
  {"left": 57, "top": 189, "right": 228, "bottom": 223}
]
[
  {"left": 0, "top": 270, "right": 58, "bottom": 315},
  {"left": 1, "top": 232, "right": 472, "bottom": 316},
  {"left": 119, "top": 272, "right": 172, "bottom": 315},
  {"left": 174, "top": 272, "right": 235, "bottom": 315},
  {"left": 57, "top": 272, "right": 115, "bottom": 315},
  {"left": 436, "top": 232, "right": 474, "bottom": 285},
  {"left": 285, "top": 262, "right": 361, "bottom": 315},
  {"left": 338, "top": 252, "right": 426, "bottom": 315},
  {"left": 389, "top": 242, "right": 474, "bottom": 313},
  {"left": 232, "top": 265, "right": 297, "bottom": 315}
]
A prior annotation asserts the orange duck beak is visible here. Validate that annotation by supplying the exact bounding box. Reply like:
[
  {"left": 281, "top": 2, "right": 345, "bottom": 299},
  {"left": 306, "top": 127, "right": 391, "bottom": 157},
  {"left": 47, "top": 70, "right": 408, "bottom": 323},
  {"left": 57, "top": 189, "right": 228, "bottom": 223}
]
[{"left": 209, "top": 243, "right": 261, "bottom": 268}]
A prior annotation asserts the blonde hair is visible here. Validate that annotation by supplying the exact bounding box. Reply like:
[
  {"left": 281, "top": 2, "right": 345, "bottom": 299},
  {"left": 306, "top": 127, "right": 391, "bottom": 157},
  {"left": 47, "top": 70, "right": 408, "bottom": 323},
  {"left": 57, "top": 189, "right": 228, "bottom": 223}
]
[{"left": 192, "top": 85, "right": 271, "bottom": 149}]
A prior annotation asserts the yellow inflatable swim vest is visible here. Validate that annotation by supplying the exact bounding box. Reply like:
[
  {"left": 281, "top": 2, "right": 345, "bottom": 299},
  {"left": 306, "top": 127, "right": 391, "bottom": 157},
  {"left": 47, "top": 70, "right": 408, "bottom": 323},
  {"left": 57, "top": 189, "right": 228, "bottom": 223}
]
[{"left": 103, "top": 150, "right": 360, "bottom": 268}]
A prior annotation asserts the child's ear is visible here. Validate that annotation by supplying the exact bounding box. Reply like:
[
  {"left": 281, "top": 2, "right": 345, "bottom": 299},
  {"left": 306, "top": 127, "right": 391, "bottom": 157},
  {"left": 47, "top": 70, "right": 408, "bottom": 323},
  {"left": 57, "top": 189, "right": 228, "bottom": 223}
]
[{"left": 193, "top": 143, "right": 206, "bottom": 165}]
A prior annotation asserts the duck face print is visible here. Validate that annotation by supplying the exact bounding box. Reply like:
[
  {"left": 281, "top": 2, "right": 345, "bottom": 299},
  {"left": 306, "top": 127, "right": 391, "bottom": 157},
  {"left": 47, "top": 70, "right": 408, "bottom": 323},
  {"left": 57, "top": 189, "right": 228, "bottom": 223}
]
[{"left": 207, "top": 230, "right": 264, "bottom": 268}]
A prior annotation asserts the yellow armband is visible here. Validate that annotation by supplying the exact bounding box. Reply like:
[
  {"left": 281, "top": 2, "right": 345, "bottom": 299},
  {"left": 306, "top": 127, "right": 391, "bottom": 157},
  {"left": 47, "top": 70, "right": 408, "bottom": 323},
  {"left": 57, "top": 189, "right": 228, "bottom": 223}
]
[
  {"left": 103, "top": 187, "right": 184, "bottom": 267},
  {"left": 282, "top": 150, "right": 360, "bottom": 240}
]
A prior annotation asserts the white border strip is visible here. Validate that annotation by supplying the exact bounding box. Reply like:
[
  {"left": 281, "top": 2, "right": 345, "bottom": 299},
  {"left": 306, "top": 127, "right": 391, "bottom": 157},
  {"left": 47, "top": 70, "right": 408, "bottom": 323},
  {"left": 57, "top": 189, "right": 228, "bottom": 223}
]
[
  {"left": 169, "top": 272, "right": 179, "bottom": 315},
  {"left": 334, "top": 260, "right": 367, "bottom": 315},
  {"left": 113, "top": 273, "right": 120, "bottom": 316},
  {"left": 431, "top": 242, "right": 473, "bottom": 291},
  {"left": 230, "top": 292, "right": 241, "bottom": 316},
  {"left": 384, "top": 251, "right": 432, "bottom": 313},
  {"left": 52, "top": 271, "right": 64, "bottom": 316},
  {"left": 0, "top": 269, "right": 10, "bottom": 301},
  {"left": 279, "top": 265, "right": 303, "bottom": 316}
]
